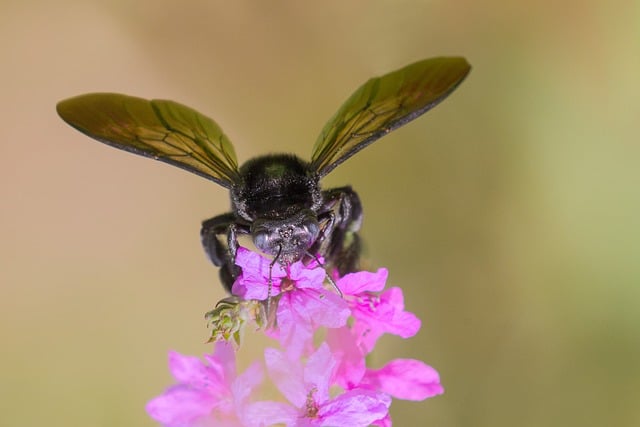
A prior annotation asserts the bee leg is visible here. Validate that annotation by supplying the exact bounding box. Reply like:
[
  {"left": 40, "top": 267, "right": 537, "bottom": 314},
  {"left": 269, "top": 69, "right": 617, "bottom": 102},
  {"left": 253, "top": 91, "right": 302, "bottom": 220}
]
[
  {"left": 201, "top": 213, "right": 248, "bottom": 293},
  {"left": 317, "top": 186, "right": 363, "bottom": 276}
]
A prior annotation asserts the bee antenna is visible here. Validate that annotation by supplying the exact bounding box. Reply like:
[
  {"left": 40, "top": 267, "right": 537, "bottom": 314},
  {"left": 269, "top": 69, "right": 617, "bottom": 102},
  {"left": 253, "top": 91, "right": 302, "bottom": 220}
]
[
  {"left": 306, "top": 251, "right": 343, "bottom": 298},
  {"left": 266, "top": 245, "right": 283, "bottom": 317}
]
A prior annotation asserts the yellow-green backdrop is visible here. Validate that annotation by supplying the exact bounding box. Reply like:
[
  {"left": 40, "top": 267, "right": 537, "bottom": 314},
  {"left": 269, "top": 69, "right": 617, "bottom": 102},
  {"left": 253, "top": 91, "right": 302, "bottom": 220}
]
[{"left": 1, "top": 1, "right": 638, "bottom": 426}]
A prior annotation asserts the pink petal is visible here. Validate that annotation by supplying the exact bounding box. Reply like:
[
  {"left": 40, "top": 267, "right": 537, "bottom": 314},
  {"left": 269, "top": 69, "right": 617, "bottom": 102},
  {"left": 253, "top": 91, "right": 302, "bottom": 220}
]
[
  {"left": 326, "top": 327, "right": 366, "bottom": 389},
  {"left": 234, "top": 247, "right": 264, "bottom": 275},
  {"left": 363, "top": 359, "right": 443, "bottom": 401},
  {"left": 372, "top": 413, "right": 393, "bottom": 427},
  {"left": 338, "top": 268, "right": 388, "bottom": 295},
  {"left": 146, "top": 385, "right": 215, "bottom": 425},
  {"left": 379, "top": 287, "right": 421, "bottom": 337},
  {"left": 296, "top": 289, "right": 350, "bottom": 329},
  {"left": 264, "top": 347, "right": 307, "bottom": 408},
  {"left": 351, "top": 321, "right": 385, "bottom": 354},
  {"left": 232, "top": 277, "right": 270, "bottom": 300},
  {"left": 235, "top": 247, "right": 286, "bottom": 279},
  {"left": 351, "top": 286, "right": 421, "bottom": 352},
  {"left": 319, "top": 388, "right": 391, "bottom": 426},
  {"left": 231, "top": 361, "right": 263, "bottom": 405},
  {"left": 276, "top": 296, "right": 315, "bottom": 359},
  {"left": 206, "top": 341, "right": 236, "bottom": 382},
  {"left": 387, "top": 311, "right": 421, "bottom": 338},
  {"left": 275, "top": 289, "right": 349, "bottom": 359},
  {"left": 289, "top": 262, "right": 328, "bottom": 289},
  {"left": 168, "top": 351, "right": 221, "bottom": 388},
  {"left": 233, "top": 248, "right": 287, "bottom": 294},
  {"left": 303, "top": 344, "right": 336, "bottom": 404},
  {"left": 244, "top": 401, "right": 299, "bottom": 427}
]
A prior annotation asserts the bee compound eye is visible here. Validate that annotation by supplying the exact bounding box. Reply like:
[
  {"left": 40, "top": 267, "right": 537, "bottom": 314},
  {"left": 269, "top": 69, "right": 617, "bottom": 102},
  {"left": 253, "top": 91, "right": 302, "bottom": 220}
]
[
  {"left": 253, "top": 230, "right": 270, "bottom": 252},
  {"left": 302, "top": 218, "right": 320, "bottom": 244}
]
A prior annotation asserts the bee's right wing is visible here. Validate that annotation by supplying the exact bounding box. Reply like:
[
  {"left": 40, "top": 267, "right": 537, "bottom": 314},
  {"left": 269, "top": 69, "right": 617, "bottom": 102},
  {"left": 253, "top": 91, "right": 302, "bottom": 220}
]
[
  {"left": 310, "top": 57, "right": 470, "bottom": 178},
  {"left": 57, "top": 93, "right": 240, "bottom": 188}
]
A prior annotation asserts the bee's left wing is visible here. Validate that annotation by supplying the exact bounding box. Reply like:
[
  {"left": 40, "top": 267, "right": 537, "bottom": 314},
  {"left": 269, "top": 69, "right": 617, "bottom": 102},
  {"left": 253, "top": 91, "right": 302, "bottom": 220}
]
[
  {"left": 310, "top": 57, "right": 471, "bottom": 177},
  {"left": 57, "top": 93, "right": 240, "bottom": 188}
]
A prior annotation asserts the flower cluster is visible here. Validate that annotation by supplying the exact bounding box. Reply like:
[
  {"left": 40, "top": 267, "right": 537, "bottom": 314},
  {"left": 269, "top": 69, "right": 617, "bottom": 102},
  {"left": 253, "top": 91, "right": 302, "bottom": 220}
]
[{"left": 147, "top": 248, "right": 443, "bottom": 426}]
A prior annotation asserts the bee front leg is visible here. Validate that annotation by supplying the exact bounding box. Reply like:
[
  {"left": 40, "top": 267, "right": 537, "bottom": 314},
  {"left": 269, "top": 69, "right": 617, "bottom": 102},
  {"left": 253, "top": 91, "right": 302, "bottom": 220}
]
[
  {"left": 317, "top": 186, "right": 363, "bottom": 276},
  {"left": 201, "top": 213, "right": 249, "bottom": 293}
]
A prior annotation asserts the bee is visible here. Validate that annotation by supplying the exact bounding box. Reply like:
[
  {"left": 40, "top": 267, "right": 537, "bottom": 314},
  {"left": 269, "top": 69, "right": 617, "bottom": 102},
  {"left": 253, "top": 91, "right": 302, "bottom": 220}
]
[{"left": 57, "top": 57, "right": 470, "bottom": 292}]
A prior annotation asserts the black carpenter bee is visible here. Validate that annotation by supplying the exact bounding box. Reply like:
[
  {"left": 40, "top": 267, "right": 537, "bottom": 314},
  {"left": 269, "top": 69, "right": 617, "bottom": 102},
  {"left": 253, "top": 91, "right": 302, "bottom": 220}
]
[{"left": 57, "top": 57, "right": 470, "bottom": 292}]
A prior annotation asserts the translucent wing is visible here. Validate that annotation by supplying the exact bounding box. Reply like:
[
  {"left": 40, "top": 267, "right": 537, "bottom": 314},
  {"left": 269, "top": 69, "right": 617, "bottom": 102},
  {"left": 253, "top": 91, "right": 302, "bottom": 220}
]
[
  {"left": 56, "top": 93, "right": 240, "bottom": 188},
  {"left": 310, "top": 57, "right": 471, "bottom": 177}
]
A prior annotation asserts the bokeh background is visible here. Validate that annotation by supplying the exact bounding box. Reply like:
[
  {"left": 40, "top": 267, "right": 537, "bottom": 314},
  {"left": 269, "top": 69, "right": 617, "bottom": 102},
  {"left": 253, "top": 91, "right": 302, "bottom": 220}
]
[{"left": 2, "top": 1, "right": 639, "bottom": 426}]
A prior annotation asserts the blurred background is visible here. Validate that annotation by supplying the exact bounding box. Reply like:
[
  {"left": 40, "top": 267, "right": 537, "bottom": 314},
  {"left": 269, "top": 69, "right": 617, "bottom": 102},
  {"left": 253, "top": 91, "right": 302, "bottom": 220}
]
[{"left": 1, "top": 1, "right": 639, "bottom": 426}]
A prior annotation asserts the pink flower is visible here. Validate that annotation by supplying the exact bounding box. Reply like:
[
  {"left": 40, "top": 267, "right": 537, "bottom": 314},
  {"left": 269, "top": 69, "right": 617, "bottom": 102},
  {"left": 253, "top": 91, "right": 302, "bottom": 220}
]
[
  {"left": 146, "top": 342, "right": 262, "bottom": 427},
  {"left": 232, "top": 247, "right": 350, "bottom": 358},
  {"left": 231, "top": 247, "right": 326, "bottom": 301},
  {"left": 338, "top": 268, "right": 421, "bottom": 353},
  {"left": 245, "top": 344, "right": 391, "bottom": 427}
]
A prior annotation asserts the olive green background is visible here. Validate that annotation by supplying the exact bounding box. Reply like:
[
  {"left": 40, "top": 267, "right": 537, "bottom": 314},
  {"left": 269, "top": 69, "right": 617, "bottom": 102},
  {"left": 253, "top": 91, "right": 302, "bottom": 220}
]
[{"left": 1, "top": 1, "right": 638, "bottom": 426}]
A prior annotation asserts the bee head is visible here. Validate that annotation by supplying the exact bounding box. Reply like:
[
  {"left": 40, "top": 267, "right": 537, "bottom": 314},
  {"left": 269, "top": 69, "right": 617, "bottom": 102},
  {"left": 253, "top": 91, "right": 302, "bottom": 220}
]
[{"left": 251, "top": 209, "right": 320, "bottom": 263}]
